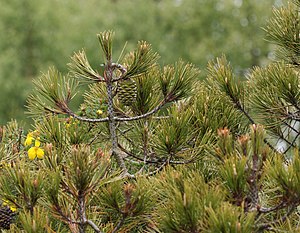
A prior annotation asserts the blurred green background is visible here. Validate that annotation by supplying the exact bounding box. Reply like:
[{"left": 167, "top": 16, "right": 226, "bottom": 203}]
[{"left": 0, "top": 0, "right": 283, "bottom": 126}]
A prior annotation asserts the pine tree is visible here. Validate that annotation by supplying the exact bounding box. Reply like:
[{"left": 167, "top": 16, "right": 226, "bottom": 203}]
[
  {"left": 26, "top": 31, "right": 201, "bottom": 178},
  {"left": 0, "top": 0, "right": 300, "bottom": 232}
]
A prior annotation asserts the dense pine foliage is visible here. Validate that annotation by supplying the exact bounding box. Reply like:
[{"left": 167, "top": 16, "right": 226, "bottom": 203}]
[{"left": 1, "top": 0, "right": 300, "bottom": 232}]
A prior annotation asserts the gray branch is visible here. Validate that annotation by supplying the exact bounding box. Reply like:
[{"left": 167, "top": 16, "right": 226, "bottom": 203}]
[{"left": 86, "top": 220, "right": 104, "bottom": 233}]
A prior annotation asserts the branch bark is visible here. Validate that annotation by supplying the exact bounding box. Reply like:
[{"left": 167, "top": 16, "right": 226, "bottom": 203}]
[
  {"left": 106, "top": 65, "right": 128, "bottom": 175},
  {"left": 86, "top": 220, "right": 103, "bottom": 233},
  {"left": 78, "top": 193, "right": 87, "bottom": 233},
  {"left": 112, "top": 214, "right": 127, "bottom": 233},
  {"left": 257, "top": 204, "right": 297, "bottom": 231}
]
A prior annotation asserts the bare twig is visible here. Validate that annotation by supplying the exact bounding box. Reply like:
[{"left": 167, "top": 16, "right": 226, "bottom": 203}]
[
  {"left": 114, "top": 100, "right": 167, "bottom": 122},
  {"left": 141, "top": 161, "right": 168, "bottom": 176},
  {"left": 283, "top": 122, "right": 300, "bottom": 154},
  {"left": 282, "top": 120, "right": 299, "bottom": 135},
  {"left": 53, "top": 204, "right": 79, "bottom": 225},
  {"left": 257, "top": 204, "right": 297, "bottom": 231},
  {"left": 258, "top": 201, "right": 286, "bottom": 213},
  {"left": 118, "top": 143, "right": 196, "bottom": 165},
  {"left": 60, "top": 100, "right": 167, "bottom": 124},
  {"left": 17, "top": 127, "right": 23, "bottom": 152},
  {"left": 86, "top": 219, "right": 103, "bottom": 233},
  {"left": 116, "top": 126, "right": 134, "bottom": 137},
  {"left": 106, "top": 66, "right": 128, "bottom": 174},
  {"left": 78, "top": 193, "right": 86, "bottom": 233},
  {"left": 67, "top": 110, "right": 109, "bottom": 123},
  {"left": 112, "top": 214, "right": 127, "bottom": 233},
  {"left": 111, "top": 63, "right": 127, "bottom": 82}
]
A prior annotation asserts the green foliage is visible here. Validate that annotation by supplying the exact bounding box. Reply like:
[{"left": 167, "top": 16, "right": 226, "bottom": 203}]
[
  {"left": 152, "top": 104, "right": 194, "bottom": 157},
  {"left": 124, "top": 41, "right": 160, "bottom": 79},
  {"left": 249, "top": 62, "right": 300, "bottom": 118},
  {"left": 265, "top": 2, "right": 300, "bottom": 64},
  {"left": 95, "top": 179, "right": 155, "bottom": 232},
  {"left": 27, "top": 68, "right": 78, "bottom": 117},
  {"left": 0, "top": 160, "right": 44, "bottom": 213},
  {"left": 98, "top": 31, "right": 114, "bottom": 62},
  {"left": 160, "top": 60, "right": 199, "bottom": 102},
  {"left": 205, "top": 203, "right": 256, "bottom": 233},
  {"left": 247, "top": 62, "right": 300, "bottom": 154},
  {"left": 0, "top": 120, "right": 23, "bottom": 162},
  {"left": 69, "top": 50, "right": 102, "bottom": 83},
  {"left": 3, "top": 0, "right": 300, "bottom": 232},
  {"left": 153, "top": 168, "right": 224, "bottom": 232},
  {"left": 16, "top": 207, "right": 56, "bottom": 233},
  {"left": 130, "top": 68, "right": 161, "bottom": 114},
  {"left": 219, "top": 156, "right": 248, "bottom": 201},
  {"left": 268, "top": 151, "right": 300, "bottom": 202},
  {"left": 207, "top": 56, "right": 245, "bottom": 107}
]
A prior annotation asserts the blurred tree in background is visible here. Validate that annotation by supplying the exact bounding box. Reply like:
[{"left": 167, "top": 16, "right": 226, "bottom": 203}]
[{"left": 0, "top": 0, "right": 281, "bottom": 125}]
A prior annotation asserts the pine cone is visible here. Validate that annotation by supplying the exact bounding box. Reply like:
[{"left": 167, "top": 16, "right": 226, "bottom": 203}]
[
  {"left": 0, "top": 206, "right": 17, "bottom": 230},
  {"left": 118, "top": 79, "right": 137, "bottom": 106}
]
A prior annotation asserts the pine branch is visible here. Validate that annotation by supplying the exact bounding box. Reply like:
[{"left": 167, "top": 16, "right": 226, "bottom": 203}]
[
  {"left": 207, "top": 57, "right": 278, "bottom": 153},
  {"left": 141, "top": 161, "right": 168, "bottom": 176},
  {"left": 114, "top": 100, "right": 166, "bottom": 122},
  {"left": 104, "top": 61, "right": 129, "bottom": 175},
  {"left": 86, "top": 220, "right": 103, "bottom": 233},
  {"left": 283, "top": 131, "right": 300, "bottom": 154},
  {"left": 264, "top": 3, "right": 300, "bottom": 65},
  {"left": 246, "top": 126, "right": 261, "bottom": 212},
  {"left": 208, "top": 56, "right": 255, "bottom": 124},
  {"left": 118, "top": 143, "right": 195, "bottom": 165},
  {"left": 66, "top": 109, "right": 109, "bottom": 123},
  {"left": 258, "top": 201, "right": 287, "bottom": 214},
  {"left": 160, "top": 61, "right": 199, "bottom": 102},
  {"left": 123, "top": 41, "right": 159, "bottom": 79},
  {"left": 286, "top": 110, "right": 300, "bottom": 121},
  {"left": 68, "top": 50, "right": 104, "bottom": 83},
  {"left": 26, "top": 68, "right": 78, "bottom": 117},
  {"left": 257, "top": 204, "right": 297, "bottom": 231},
  {"left": 222, "top": 79, "right": 255, "bottom": 125},
  {"left": 53, "top": 202, "right": 103, "bottom": 233},
  {"left": 98, "top": 31, "right": 114, "bottom": 62},
  {"left": 112, "top": 214, "right": 127, "bottom": 233},
  {"left": 118, "top": 143, "right": 159, "bottom": 164},
  {"left": 78, "top": 193, "right": 86, "bottom": 233},
  {"left": 88, "top": 129, "right": 106, "bottom": 145},
  {"left": 52, "top": 203, "right": 79, "bottom": 225},
  {"left": 292, "top": 0, "right": 300, "bottom": 7},
  {"left": 111, "top": 63, "right": 127, "bottom": 82},
  {"left": 17, "top": 127, "right": 23, "bottom": 153},
  {"left": 283, "top": 119, "right": 300, "bottom": 134},
  {"left": 61, "top": 99, "right": 167, "bottom": 124},
  {"left": 116, "top": 126, "right": 135, "bottom": 138},
  {"left": 277, "top": 124, "right": 297, "bottom": 149}
]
